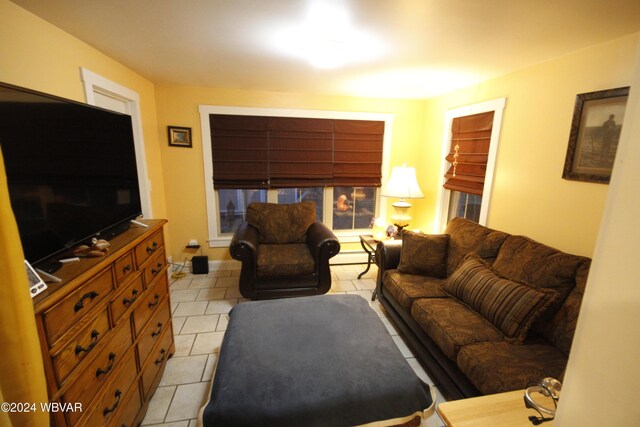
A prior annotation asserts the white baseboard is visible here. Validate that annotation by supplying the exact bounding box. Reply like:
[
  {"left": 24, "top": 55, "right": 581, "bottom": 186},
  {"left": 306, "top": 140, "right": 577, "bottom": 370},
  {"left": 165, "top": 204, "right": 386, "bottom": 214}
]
[{"left": 168, "top": 250, "right": 369, "bottom": 273}]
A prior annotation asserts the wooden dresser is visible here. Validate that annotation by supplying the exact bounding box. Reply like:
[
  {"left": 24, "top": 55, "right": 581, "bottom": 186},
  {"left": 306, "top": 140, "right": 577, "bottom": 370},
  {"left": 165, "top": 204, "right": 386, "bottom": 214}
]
[{"left": 32, "top": 219, "right": 174, "bottom": 426}]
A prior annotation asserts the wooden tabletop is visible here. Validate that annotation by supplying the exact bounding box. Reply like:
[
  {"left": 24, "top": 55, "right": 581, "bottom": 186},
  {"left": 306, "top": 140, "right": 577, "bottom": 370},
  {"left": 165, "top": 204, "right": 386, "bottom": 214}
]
[{"left": 437, "top": 390, "right": 555, "bottom": 427}]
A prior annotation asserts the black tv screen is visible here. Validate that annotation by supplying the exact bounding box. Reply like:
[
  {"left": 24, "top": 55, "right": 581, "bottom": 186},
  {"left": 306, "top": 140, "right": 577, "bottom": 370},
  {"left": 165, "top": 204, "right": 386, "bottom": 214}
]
[{"left": 0, "top": 82, "right": 142, "bottom": 268}]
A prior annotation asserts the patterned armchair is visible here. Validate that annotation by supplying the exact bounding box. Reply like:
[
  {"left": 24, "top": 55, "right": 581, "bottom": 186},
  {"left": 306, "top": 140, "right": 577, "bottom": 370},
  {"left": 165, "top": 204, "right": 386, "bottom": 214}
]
[{"left": 229, "top": 201, "right": 340, "bottom": 299}]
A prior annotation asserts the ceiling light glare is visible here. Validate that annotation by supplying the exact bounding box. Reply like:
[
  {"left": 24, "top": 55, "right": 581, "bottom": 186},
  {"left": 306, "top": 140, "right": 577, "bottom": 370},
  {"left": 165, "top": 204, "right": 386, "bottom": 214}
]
[{"left": 271, "top": 2, "right": 384, "bottom": 69}]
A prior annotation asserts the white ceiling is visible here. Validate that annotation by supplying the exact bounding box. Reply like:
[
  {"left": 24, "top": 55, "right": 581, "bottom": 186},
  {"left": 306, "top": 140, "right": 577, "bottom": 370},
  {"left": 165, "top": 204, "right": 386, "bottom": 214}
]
[{"left": 12, "top": 0, "right": 640, "bottom": 99}]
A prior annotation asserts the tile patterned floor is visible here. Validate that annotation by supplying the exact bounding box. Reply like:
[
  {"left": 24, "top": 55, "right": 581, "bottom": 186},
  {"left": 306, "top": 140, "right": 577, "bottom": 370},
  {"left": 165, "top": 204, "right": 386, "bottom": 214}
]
[{"left": 141, "top": 264, "right": 446, "bottom": 427}]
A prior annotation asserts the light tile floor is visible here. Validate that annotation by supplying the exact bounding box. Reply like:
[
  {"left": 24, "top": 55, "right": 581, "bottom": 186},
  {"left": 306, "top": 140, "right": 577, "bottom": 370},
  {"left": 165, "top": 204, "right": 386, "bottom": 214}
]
[{"left": 141, "top": 264, "right": 446, "bottom": 427}]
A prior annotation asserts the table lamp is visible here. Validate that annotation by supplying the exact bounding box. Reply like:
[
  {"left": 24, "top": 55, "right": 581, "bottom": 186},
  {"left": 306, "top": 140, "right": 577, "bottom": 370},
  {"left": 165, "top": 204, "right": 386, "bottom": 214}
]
[{"left": 381, "top": 164, "right": 424, "bottom": 235}]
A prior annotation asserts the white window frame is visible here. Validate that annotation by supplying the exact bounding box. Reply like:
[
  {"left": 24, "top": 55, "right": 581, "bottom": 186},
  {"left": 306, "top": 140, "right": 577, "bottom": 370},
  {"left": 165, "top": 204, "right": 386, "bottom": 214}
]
[
  {"left": 80, "top": 67, "right": 153, "bottom": 218},
  {"left": 199, "top": 105, "right": 393, "bottom": 248},
  {"left": 434, "top": 97, "right": 506, "bottom": 231}
]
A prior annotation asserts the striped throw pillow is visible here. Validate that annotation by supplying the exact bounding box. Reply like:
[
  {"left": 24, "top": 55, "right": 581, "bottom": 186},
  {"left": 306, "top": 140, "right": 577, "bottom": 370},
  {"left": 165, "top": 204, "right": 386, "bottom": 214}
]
[{"left": 442, "top": 254, "right": 558, "bottom": 343}]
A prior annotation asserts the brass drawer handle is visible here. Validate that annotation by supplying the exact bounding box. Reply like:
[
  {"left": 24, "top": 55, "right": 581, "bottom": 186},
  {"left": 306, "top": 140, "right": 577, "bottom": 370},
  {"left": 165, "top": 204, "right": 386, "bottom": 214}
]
[
  {"left": 151, "top": 262, "right": 163, "bottom": 276},
  {"left": 122, "top": 289, "right": 138, "bottom": 306},
  {"left": 155, "top": 349, "right": 167, "bottom": 365},
  {"left": 75, "top": 330, "right": 99, "bottom": 355},
  {"left": 96, "top": 352, "right": 117, "bottom": 377},
  {"left": 74, "top": 291, "right": 99, "bottom": 312},
  {"left": 102, "top": 389, "right": 122, "bottom": 416},
  {"left": 148, "top": 294, "right": 160, "bottom": 309},
  {"left": 151, "top": 322, "right": 163, "bottom": 338},
  {"left": 145, "top": 242, "right": 158, "bottom": 253}
]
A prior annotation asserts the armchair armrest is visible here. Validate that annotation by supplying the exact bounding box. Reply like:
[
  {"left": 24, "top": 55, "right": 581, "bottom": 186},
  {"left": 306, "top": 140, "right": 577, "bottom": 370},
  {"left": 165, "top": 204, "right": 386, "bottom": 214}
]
[
  {"left": 229, "top": 222, "right": 259, "bottom": 264},
  {"left": 306, "top": 222, "right": 341, "bottom": 261}
]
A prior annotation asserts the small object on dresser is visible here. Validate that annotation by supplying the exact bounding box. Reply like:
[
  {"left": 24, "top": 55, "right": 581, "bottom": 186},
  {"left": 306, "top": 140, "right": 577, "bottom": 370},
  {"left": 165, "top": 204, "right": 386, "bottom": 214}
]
[{"left": 73, "top": 238, "right": 111, "bottom": 257}]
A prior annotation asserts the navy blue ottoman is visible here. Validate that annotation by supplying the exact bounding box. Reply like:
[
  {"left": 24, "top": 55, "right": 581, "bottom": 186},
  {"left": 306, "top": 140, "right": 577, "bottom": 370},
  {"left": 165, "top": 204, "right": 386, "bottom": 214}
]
[{"left": 200, "top": 295, "right": 434, "bottom": 426}]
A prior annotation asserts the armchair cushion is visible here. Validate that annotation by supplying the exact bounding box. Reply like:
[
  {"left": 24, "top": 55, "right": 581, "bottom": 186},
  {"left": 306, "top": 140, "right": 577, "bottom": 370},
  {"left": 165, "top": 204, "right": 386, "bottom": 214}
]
[
  {"left": 248, "top": 202, "right": 316, "bottom": 244},
  {"left": 257, "top": 244, "right": 315, "bottom": 278}
]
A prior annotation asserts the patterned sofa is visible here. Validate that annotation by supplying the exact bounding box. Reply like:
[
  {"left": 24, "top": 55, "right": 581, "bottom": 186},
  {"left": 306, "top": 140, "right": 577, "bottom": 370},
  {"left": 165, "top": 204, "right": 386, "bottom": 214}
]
[{"left": 375, "top": 217, "right": 590, "bottom": 400}]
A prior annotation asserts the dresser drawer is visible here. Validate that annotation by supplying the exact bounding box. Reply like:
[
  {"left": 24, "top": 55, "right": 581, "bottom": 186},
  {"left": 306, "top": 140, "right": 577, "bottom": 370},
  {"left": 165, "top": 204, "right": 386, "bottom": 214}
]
[
  {"left": 51, "top": 309, "right": 111, "bottom": 385},
  {"left": 137, "top": 300, "right": 172, "bottom": 364},
  {"left": 63, "top": 320, "right": 133, "bottom": 424},
  {"left": 114, "top": 252, "right": 135, "bottom": 285},
  {"left": 132, "top": 277, "right": 169, "bottom": 337},
  {"left": 110, "top": 273, "right": 144, "bottom": 325},
  {"left": 142, "top": 248, "right": 166, "bottom": 288},
  {"left": 116, "top": 383, "right": 143, "bottom": 427},
  {"left": 141, "top": 326, "right": 173, "bottom": 398},
  {"left": 76, "top": 349, "right": 137, "bottom": 427},
  {"left": 43, "top": 267, "right": 114, "bottom": 347},
  {"left": 134, "top": 230, "right": 164, "bottom": 267}
]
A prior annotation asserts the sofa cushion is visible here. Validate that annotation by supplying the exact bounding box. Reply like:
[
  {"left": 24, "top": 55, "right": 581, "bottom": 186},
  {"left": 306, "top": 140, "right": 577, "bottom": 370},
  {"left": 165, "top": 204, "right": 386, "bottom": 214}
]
[
  {"left": 457, "top": 341, "right": 567, "bottom": 395},
  {"left": 256, "top": 244, "right": 315, "bottom": 278},
  {"left": 411, "top": 298, "right": 504, "bottom": 360},
  {"left": 397, "top": 231, "right": 449, "bottom": 278},
  {"left": 543, "top": 260, "right": 591, "bottom": 355},
  {"left": 383, "top": 270, "right": 447, "bottom": 310},
  {"left": 442, "top": 254, "right": 559, "bottom": 343},
  {"left": 491, "top": 235, "right": 589, "bottom": 333},
  {"left": 444, "top": 217, "right": 509, "bottom": 276},
  {"left": 248, "top": 202, "right": 316, "bottom": 244}
]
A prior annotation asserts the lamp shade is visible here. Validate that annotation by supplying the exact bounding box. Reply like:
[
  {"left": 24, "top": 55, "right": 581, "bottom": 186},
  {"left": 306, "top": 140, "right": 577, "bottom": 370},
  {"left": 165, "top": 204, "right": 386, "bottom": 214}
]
[{"left": 381, "top": 165, "right": 424, "bottom": 199}]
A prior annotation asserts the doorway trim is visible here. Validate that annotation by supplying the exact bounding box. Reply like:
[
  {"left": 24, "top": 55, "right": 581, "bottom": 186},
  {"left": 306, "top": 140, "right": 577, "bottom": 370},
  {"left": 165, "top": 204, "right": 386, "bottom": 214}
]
[{"left": 80, "top": 67, "right": 153, "bottom": 218}]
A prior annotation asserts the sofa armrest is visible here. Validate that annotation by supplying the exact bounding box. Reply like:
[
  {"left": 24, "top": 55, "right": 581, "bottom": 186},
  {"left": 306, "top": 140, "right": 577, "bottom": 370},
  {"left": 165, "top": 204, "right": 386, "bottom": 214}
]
[
  {"left": 375, "top": 238, "right": 403, "bottom": 271},
  {"left": 229, "top": 222, "right": 259, "bottom": 265},
  {"left": 306, "top": 221, "right": 341, "bottom": 261}
]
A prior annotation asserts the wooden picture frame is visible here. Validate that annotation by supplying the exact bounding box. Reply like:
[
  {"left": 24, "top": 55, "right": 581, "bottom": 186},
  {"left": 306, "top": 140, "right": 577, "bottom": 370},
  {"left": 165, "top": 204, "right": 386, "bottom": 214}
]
[
  {"left": 562, "top": 87, "right": 629, "bottom": 184},
  {"left": 168, "top": 126, "right": 192, "bottom": 147}
]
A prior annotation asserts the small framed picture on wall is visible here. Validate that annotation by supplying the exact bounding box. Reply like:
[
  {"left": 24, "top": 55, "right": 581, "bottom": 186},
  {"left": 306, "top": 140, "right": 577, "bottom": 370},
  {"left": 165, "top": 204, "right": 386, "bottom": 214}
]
[
  {"left": 562, "top": 87, "right": 629, "bottom": 184},
  {"left": 168, "top": 126, "right": 192, "bottom": 148}
]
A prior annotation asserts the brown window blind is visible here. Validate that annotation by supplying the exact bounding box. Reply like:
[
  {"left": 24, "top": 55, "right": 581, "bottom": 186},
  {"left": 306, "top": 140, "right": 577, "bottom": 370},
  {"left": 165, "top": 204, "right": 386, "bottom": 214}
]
[
  {"left": 268, "top": 117, "right": 333, "bottom": 188},
  {"left": 443, "top": 111, "right": 494, "bottom": 196},
  {"left": 334, "top": 119, "right": 384, "bottom": 187},
  {"left": 210, "top": 114, "right": 384, "bottom": 189},
  {"left": 210, "top": 115, "right": 269, "bottom": 189}
]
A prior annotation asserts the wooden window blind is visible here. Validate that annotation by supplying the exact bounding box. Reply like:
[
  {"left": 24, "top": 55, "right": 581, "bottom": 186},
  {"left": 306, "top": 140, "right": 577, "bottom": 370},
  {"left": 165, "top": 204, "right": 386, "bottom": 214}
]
[
  {"left": 210, "top": 115, "right": 269, "bottom": 189},
  {"left": 443, "top": 111, "right": 494, "bottom": 196},
  {"left": 268, "top": 117, "right": 333, "bottom": 188},
  {"left": 334, "top": 119, "right": 384, "bottom": 186},
  {"left": 210, "top": 114, "right": 384, "bottom": 189}
]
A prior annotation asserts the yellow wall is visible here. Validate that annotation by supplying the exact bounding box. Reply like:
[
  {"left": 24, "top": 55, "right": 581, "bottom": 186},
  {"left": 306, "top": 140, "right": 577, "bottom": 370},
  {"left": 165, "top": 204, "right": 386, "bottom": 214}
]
[
  {"left": 556, "top": 41, "right": 640, "bottom": 427},
  {"left": 0, "top": 0, "right": 168, "bottom": 233},
  {"left": 3, "top": 0, "right": 638, "bottom": 263},
  {"left": 154, "top": 85, "right": 427, "bottom": 262},
  {"left": 421, "top": 33, "right": 640, "bottom": 257}
]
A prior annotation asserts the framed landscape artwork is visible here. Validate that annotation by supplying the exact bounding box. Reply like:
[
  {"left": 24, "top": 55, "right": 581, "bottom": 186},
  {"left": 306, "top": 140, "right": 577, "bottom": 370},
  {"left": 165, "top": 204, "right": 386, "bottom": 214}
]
[
  {"left": 168, "top": 125, "right": 192, "bottom": 147},
  {"left": 562, "top": 87, "right": 629, "bottom": 184}
]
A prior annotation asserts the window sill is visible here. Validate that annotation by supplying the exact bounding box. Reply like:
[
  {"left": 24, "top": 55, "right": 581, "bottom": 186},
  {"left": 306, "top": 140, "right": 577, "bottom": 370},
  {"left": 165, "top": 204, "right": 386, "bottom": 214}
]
[{"left": 207, "top": 230, "right": 370, "bottom": 248}]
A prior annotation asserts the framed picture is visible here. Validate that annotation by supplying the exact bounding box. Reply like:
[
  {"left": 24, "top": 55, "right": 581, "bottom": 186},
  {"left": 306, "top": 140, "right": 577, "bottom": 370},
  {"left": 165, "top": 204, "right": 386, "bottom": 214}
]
[
  {"left": 562, "top": 87, "right": 629, "bottom": 184},
  {"left": 168, "top": 126, "right": 192, "bottom": 147}
]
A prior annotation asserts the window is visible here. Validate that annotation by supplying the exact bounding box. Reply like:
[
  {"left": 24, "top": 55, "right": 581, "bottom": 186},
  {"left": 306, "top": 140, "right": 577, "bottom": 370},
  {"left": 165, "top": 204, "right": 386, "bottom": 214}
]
[
  {"left": 435, "top": 98, "right": 506, "bottom": 230},
  {"left": 217, "top": 189, "right": 267, "bottom": 234},
  {"left": 447, "top": 191, "right": 482, "bottom": 223},
  {"left": 200, "top": 106, "right": 393, "bottom": 246},
  {"left": 333, "top": 186, "right": 376, "bottom": 230}
]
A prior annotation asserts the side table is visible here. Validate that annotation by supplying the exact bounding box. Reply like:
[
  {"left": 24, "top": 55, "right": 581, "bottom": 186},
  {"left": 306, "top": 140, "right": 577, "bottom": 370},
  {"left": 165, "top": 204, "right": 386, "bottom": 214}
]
[
  {"left": 358, "top": 235, "right": 380, "bottom": 301},
  {"left": 436, "top": 389, "right": 555, "bottom": 427}
]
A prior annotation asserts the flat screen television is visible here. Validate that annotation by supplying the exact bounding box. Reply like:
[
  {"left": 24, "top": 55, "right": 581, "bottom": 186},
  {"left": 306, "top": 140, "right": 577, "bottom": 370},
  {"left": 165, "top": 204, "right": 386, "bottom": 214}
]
[{"left": 0, "top": 81, "right": 142, "bottom": 271}]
